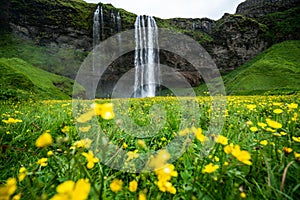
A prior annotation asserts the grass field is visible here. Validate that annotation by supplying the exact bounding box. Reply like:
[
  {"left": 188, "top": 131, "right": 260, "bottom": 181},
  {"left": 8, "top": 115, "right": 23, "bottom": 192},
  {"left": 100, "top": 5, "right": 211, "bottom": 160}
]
[{"left": 0, "top": 95, "right": 299, "bottom": 199}]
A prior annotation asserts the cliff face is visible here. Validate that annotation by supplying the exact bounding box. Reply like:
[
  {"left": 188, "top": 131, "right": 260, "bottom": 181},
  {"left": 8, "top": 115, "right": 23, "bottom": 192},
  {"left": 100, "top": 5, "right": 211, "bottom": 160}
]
[
  {"left": 2, "top": 0, "right": 299, "bottom": 96},
  {"left": 236, "top": 0, "right": 300, "bottom": 18}
]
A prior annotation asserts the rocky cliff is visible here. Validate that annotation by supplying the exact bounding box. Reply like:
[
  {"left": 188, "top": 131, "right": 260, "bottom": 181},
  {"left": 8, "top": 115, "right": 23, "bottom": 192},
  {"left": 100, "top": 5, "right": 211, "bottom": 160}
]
[{"left": 1, "top": 0, "right": 299, "bottom": 97}]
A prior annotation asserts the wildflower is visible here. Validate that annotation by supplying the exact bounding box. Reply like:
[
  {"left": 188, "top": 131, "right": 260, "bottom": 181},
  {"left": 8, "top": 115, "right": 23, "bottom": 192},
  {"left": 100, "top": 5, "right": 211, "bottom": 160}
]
[
  {"left": 155, "top": 164, "right": 178, "bottom": 181},
  {"left": 137, "top": 140, "right": 146, "bottom": 149},
  {"left": 216, "top": 135, "right": 228, "bottom": 145},
  {"left": 260, "top": 140, "right": 268, "bottom": 146},
  {"left": 123, "top": 142, "right": 128, "bottom": 149},
  {"left": 155, "top": 180, "right": 176, "bottom": 194},
  {"left": 61, "top": 126, "right": 70, "bottom": 133},
  {"left": 250, "top": 127, "right": 258, "bottom": 132},
  {"left": 246, "top": 121, "right": 253, "bottom": 126},
  {"left": 266, "top": 119, "right": 282, "bottom": 129},
  {"left": 126, "top": 150, "right": 139, "bottom": 162},
  {"left": 231, "top": 145, "right": 252, "bottom": 165},
  {"left": 37, "top": 158, "right": 48, "bottom": 167},
  {"left": 93, "top": 103, "right": 115, "bottom": 120},
  {"left": 18, "top": 167, "right": 27, "bottom": 182},
  {"left": 292, "top": 136, "right": 300, "bottom": 142},
  {"left": 110, "top": 179, "right": 123, "bottom": 193},
  {"left": 294, "top": 152, "right": 300, "bottom": 161},
  {"left": 82, "top": 151, "right": 99, "bottom": 169},
  {"left": 265, "top": 127, "right": 276, "bottom": 132},
  {"left": 139, "top": 192, "right": 147, "bottom": 200},
  {"left": 273, "top": 109, "right": 283, "bottom": 114},
  {"left": 0, "top": 178, "right": 17, "bottom": 199},
  {"left": 202, "top": 163, "right": 219, "bottom": 173},
  {"left": 224, "top": 143, "right": 234, "bottom": 154},
  {"left": 292, "top": 113, "right": 298, "bottom": 121},
  {"left": 283, "top": 147, "right": 293, "bottom": 154},
  {"left": 47, "top": 150, "right": 54, "bottom": 157},
  {"left": 214, "top": 156, "right": 219, "bottom": 162},
  {"left": 192, "top": 127, "right": 206, "bottom": 143},
  {"left": 129, "top": 180, "right": 138, "bottom": 192},
  {"left": 50, "top": 179, "right": 90, "bottom": 200},
  {"left": 2, "top": 117, "right": 22, "bottom": 124},
  {"left": 71, "top": 138, "right": 92, "bottom": 149},
  {"left": 76, "top": 110, "right": 94, "bottom": 123},
  {"left": 35, "top": 130, "right": 53, "bottom": 148},
  {"left": 257, "top": 122, "right": 267, "bottom": 128},
  {"left": 12, "top": 193, "right": 21, "bottom": 200},
  {"left": 280, "top": 131, "right": 287, "bottom": 136},
  {"left": 246, "top": 104, "right": 256, "bottom": 110},
  {"left": 224, "top": 161, "right": 229, "bottom": 166},
  {"left": 79, "top": 126, "right": 91, "bottom": 132},
  {"left": 287, "top": 103, "right": 298, "bottom": 109},
  {"left": 178, "top": 128, "right": 190, "bottom": 136},
  {"left": 273, "top": 133, "right": 281, "bottom": 137},
  {"left": 240, "top": 192, "right": 246, "bottom": 198}
]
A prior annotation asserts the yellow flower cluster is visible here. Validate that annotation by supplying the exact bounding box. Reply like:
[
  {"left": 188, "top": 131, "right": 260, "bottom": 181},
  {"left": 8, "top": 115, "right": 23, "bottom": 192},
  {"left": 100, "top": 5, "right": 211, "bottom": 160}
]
[
  {"left": 224, "top": 143, "right": 252, "bottom": 165},
  {"left": 18, "top": 167, "right": 27, "bottom": 182},
  {"left": 50, "top": 179, "right": 90, "bottom": 200},
  {"left": 2, "top": 117, "right": 22, "bottom": 124},
  {"left": 110, "top": 179, "right": 123, "bottom": 193},
  {"left": 178, "top": 127, "right": 207, "bottom": 143},
  {"left": 76, "top": 103, "right": 115, "bottom": 123},
  {"left": 216, "top": 135, "right": 228, "bottom": 145},
  {"left": 202, "top": 163, "right": 219, "bottom": 173},
  {"left": 154, "top": 164, "right": 178, "bottom": 194}
]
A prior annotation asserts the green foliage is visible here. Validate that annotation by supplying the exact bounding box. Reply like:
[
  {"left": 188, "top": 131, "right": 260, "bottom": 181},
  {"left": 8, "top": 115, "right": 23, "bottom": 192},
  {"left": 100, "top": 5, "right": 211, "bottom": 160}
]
[{"left": 0, "top": 57, "right": 85, "bottom": 100}]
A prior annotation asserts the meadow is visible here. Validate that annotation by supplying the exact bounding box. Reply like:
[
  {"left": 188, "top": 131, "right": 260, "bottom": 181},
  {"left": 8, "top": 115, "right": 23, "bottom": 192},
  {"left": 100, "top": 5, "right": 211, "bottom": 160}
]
[{"left": 0, "top": 95, "right": 299, "bottom": 199}]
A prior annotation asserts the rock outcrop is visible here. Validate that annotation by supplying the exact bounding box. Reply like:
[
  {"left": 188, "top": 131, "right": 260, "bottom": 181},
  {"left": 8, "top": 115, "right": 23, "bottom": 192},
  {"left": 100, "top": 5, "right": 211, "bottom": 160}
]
[{"left": 236, "top": 0, "right": 300, "bottom": 18}]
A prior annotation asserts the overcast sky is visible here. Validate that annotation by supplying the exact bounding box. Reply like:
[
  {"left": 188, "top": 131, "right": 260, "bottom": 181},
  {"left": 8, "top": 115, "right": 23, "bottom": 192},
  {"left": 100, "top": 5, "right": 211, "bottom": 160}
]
[{"left": 84, "top": 0, "right": 245, "bottom": 20}]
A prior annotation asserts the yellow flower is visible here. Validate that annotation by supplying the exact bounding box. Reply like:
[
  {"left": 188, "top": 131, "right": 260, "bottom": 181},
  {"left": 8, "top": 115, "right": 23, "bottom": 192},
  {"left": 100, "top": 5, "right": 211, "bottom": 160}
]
[
  {"left": 137, "top": 140, "right": 147, "bottom": 149},
  {"left": 50, "top": 179, "right": 90, "bottom": 200},
  {"left": 139, "top": 192, "right": 147, "bottom": 200},
  {"left": 123, "top": 142, "right": 128, "bottom": 149},
  {"left": 47, "top": 150, "right": 54, "bottom": 157},
  {"left": 273, "top": 109, "right": 283, "bottom": 114},
  {"left": 0, "top": 178, "right": 17, "bottom": 199},
  {"left": 192, "top": 127, "right": 206, "bottom": 143},
  {"left": 265, "top": 127, "right": 276, "bottom": 132},
  {"left": 287, "top": 103, "right": 298, "bottom": 109},
  {"left": 257, "top": 122, "right": 267, "bottom": 128},
  {"left": 2, "top": 117, "right": 22, "bottom": 124},
  {"left": 155, "top": 164, "right": 178, "bottom": 182},
  {"left": 216, "top": 135, "right": 228, "bottom": 145},
  {"left": 126, "top": 150, "right": 139, "bottom": 162},
  {"left": 294, "top": 152, "right": 300, "bottom": 161},
  {"left": 246, "top": 121, "right": 253, "bottom": 126},
  {"left": 61, "top": 126, "right": 70, "bottom": 133},
  {"left": 35, "top": 131, "right": 53, "bottom": 148},
  {"left": 79, "top": 126, "right": 91, "bottom": 132},
  {"left": 224, "top": 161, "right": 229, "bottom": 166},
  {"left": 273, "top": 133, "right": 281, "bottom": 137},
  {"left": 155, "top": 180, "right": 176, "bottom": 194},
  {"left": 148, "top": 149, "right": 171, "bottom": 169},
  {"left": 202, "top": 163, "right": 219, "bottom": 173},
  {"left": 283, "top": 147, "right": 293, "bottom": 154},
  {"left": 18, "top": 167, "right": 27, "bottom": 182},
  {"left": 250, "top": 127, "right": 258, "bottom": 132},
  {"left": 71, "top": 138, "right": 92, "bottom": 149},
  {"left": 82, "top": 151, "right": 99, "bottom": 169},
  {"left": 231, "top": 145, "right": 252, "bottom": 165},
  {"left": 110, "top": 179, "right": 123, "bottom": 193},
  {"left": 224, "top": 143, "right": 234, "bottom": 154},
  {"left": 129, "top": 180, "right": 138, "bottom": 192},
  {"left": 240, "top": 192, "right": 246, "bottom": 198},
  {"left": 12, "top": 193, "right": 21, "bottom": 200},
  {"left": 266, "top": 119, "right": 282, "bottom": 129},
  {"left": 76, "top": 110, "right": 94, "bottom": 123},
  {"left": 246, "top": 104, "right": 256, "bottom": 110},
  {"left": 260, "top": 140, "right": 268, "bottom": 146},
  {"left": 280, "top": 131, "right": 287, "bottom": 136},
  {"left": 292, "top": 113, "right": 298, "bottom": 121},
  {"left": 178, "top": 127, "right": 190, "bottom": 136},
  {"left": 93, "top": 103, "right": 115, "bottom": 120},
  {"left": 292, "top": 136, "right": 300, "bottom": 143},
  {"left": 37, "top": 158, "right": 48, "bottom": 167}
]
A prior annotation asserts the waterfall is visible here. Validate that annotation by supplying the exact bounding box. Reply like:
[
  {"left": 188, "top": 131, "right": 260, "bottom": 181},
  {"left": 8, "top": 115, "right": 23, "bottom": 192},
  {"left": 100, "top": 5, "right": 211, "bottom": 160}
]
[
  {"left": 100, "top": 6, "right": 104, "bottom": 40},
  {"left": 117, "top": 12, "right": 122, "bottom": 32},
  {"left": 134, "top": 15, "right": 160, "bottom": 98},
  {"left": 110, "top": 11, "right": 115, "bottom": 34},
  {"left": 93, "top": 6, "right": 100, "bottom": 72}
]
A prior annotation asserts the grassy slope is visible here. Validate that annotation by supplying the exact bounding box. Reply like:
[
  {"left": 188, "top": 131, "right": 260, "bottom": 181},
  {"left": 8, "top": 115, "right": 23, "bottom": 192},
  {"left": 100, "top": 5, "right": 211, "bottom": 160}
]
[
  {"left": 221, "top": 40, "right": 300, "bottom": 95},
  {"left": 0, "top": 57, "right": 84, "bottom": 100}
]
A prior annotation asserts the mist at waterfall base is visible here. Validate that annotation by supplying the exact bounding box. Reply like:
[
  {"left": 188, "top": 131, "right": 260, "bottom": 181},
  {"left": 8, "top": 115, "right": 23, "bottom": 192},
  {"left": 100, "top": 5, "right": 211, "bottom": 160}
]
[{"left": 93, "top": 6, "right": 160, "bottom": 98}]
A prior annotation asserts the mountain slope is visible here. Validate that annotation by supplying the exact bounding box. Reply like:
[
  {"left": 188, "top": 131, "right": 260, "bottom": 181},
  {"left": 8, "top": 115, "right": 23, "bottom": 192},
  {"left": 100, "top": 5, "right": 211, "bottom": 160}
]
[
  {"left": 0, "top": 58, "right": 84, "bottom": 100},
  {"left": 222, "top": 40, "right": 300, "bottom": 95}
]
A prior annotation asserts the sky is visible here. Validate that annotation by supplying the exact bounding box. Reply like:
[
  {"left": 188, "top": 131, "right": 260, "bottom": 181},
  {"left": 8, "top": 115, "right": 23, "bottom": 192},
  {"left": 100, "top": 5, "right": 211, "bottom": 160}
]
[{"left": 84, "top": 0, "right": 245, "bottom": 20}]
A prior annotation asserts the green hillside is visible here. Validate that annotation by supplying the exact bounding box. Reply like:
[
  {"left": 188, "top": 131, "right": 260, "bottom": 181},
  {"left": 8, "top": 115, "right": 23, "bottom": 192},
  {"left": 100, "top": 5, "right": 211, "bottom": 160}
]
[
  {"left": 222, "top": 40, "right": 300, "bottom": 95},
  {"left": 0, "top": 57, "right": 84, "bottom": 100}
]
